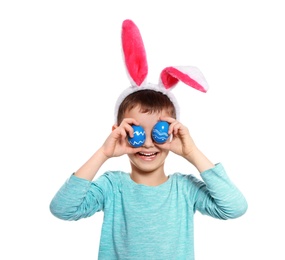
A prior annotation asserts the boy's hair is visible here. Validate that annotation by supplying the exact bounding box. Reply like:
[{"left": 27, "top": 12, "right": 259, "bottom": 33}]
[{"left": 117, "top": 89, "right": 176, "bottom": 125}]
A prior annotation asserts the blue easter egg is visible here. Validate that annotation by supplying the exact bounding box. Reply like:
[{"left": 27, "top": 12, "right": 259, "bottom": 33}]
[
  {"left": 152, "top": 121, "right": 169, "bottom": 144},
  {"left": 128, "top": 125, "right": 146, "bottom": 147}
]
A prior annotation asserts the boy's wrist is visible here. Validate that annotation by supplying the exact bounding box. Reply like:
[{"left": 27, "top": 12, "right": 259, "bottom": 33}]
[{"left": 185, "top": 147, "right": 215, "bottom": 173}]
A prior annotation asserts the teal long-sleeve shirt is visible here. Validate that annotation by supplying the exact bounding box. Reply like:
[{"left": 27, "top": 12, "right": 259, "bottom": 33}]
[{"left": 50, "top": 163, "right": 247, "bottom": 260}]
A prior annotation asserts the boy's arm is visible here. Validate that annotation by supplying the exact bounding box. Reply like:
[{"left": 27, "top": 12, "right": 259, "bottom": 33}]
[
  {"left": 193, "top": 163, "right": 248, "bottom": 219},
  {"left": 50, "top": 119, "right": 142, "bottom": 219},
  {"left": 161, "top": 117, "right": 215, "bottom": 173},
  {"left": 50, "top": 174, "right": 103, "bottom": 220},
  {"left": 169, "top": 121, "right": 248, "bottom": 218},
  {"left": 184, "top": 146, "right": 215, "bottom": 173},
  {"left": 74, "top": 147, "right": 108, "bottom": 181},
  {"left": 50, "top": 171, "right": 116, "bottom": 220},
  {"left": 74, "top": 118, "right": 143, "bottom": 181},
  {"left": 184, "top": 147, "right": 248, "bottom": 219}
]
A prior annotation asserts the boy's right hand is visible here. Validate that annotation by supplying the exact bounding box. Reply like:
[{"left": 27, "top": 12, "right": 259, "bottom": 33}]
[{"left": 101, "top": 118, "right": 142, "bottom": 158}]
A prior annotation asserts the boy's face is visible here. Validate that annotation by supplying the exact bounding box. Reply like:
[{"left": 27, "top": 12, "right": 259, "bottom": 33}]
[{"left": 124, "top": 106, "right": 171, "bottom": 176}]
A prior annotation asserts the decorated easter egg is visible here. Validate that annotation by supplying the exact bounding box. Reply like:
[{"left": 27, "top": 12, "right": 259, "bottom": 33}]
[
  {"left": 152, "top": 121, "right": 169, "bottom": 144},
  {"left": 128, "top": 125, "right": 146, "bottom": 147}
]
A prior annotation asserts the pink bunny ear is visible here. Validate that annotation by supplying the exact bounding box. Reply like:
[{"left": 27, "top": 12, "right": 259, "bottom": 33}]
[
  {"left": 160, "top": 66, "right": 209, "bottom": 93},
  {"left": 121, "top": 19, "right": 148, "bottom": 87}
]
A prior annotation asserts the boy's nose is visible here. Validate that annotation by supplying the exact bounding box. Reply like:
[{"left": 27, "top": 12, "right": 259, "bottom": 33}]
[{"left": 142, "top": 133, "right": 155, "bottom": 148}]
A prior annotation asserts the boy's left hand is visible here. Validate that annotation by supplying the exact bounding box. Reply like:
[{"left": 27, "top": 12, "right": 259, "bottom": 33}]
[{"left": 159, "top": 117, "right": 196, "bottom": 158}]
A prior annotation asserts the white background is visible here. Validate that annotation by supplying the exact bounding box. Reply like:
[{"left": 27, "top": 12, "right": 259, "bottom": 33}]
[{"left": 1, "top": 1, "right": 284, "bottom": 259}]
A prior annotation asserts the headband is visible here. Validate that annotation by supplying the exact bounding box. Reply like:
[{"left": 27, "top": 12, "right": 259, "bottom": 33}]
[{"left": 114, "top": 19, "right": 209, "bottom": 123}]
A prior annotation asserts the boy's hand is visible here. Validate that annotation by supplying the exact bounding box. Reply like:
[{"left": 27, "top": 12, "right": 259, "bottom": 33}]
[
  {"left": 101, "top": 118, "right": 142, "bottom": 158},
  {"left": 159, "top": 117, "right": 214, "bottom": 172},
  {"left": 159, "top": 117, "right": 196, "bottom": 159}
]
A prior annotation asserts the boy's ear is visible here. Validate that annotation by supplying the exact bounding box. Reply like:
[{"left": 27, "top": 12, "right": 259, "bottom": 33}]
[{"left": 112, "top": 125, "right": 118, "bottom": 131}]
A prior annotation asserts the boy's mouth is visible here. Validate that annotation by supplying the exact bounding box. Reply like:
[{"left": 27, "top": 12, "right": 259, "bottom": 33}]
[{"left": 137, "top": 152, "right": 158, "bottom": 159}]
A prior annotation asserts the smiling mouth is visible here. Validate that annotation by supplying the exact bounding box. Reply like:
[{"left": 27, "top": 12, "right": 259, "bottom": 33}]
[{"left": 137, "top": 152, "right": 158, "bottom": 157}]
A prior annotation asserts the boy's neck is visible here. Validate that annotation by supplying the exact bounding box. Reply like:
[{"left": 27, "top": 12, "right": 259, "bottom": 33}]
[{"left": 130, "top": 171, "right": 168, "bottom": 186}]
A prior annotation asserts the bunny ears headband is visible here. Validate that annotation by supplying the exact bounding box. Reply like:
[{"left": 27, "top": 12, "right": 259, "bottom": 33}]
[{"left": 114, "top": 19, "right": 209, "bottom": 122}]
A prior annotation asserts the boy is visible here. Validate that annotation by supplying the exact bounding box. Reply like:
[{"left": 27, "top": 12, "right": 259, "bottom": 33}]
[{"left": 50, "top": 19, "right": 247, "bottom": 259}]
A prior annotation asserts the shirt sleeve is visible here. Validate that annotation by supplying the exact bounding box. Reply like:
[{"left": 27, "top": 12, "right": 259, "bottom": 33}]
[
  {"left": 193, "top": 163, "right": 248, "bottom": 220},
  {"left": 49, "top": 172, "right": 115, "bottom": 221}
]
